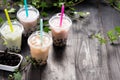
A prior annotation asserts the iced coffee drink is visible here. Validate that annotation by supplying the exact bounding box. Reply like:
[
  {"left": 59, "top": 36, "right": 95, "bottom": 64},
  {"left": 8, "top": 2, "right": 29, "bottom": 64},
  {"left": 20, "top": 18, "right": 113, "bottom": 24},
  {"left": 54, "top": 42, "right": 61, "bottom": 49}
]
[
  {"left": 0, "top": 20, "right": 24, "bottom": 52},
  {"left": 17, "top": 5, "right": 39, "bottom": 36},
  {"left": 49, "top": 13, "right": 72, "bottom": 47},
  {"left": 28, "top": 31, "right": 52, "bottom": 65}
]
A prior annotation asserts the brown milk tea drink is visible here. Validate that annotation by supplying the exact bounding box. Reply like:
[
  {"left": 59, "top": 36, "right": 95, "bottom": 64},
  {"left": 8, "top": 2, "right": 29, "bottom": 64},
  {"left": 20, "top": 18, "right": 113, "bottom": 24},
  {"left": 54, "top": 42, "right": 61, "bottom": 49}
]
[
  {"left": 0, "top": 21, "right": 24, "bottom": 52},
  {"left": 28, "top": 31, "right": 52, "bottom": 65},
  {"left": 49, "top": 13, "right": 72, "bottom": 47},
  {"left": 17, "top": 5, "right": 39, "bottom": 37}
]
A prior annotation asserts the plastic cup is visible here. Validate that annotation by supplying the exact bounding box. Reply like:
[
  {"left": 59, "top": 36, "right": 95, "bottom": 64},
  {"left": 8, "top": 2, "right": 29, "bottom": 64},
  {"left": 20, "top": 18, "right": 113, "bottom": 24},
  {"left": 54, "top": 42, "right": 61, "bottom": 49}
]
[
  {"left": 49, "top": 13, "right": 72, "bottom": 47},
  {"left": 17, "top": 5, "right": 39, "bottom": 37},
  {"left": 28, "top": 31, "right": 52, "bottom": 65},
  {"left": 0, "top": 20, "right": 24, "bottom": 52}
]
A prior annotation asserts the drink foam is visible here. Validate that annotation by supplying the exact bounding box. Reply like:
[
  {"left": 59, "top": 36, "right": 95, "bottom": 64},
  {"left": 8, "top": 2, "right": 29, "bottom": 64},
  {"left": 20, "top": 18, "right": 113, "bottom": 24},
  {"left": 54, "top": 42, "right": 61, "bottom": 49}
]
[
  {"left": 17, "top": 10, "right": 37, "bottom": 22},
  {"left": 1, "top": 25, "right": 21, "bottom": 40},
  {"left": 50, "top": 17, "right": 71, "bottom": 28}
]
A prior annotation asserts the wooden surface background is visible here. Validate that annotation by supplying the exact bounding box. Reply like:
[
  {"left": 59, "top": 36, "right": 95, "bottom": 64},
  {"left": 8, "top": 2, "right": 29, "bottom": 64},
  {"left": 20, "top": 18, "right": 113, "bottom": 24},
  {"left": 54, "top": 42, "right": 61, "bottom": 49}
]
[{"left": 1, "top": 0, "right": 120, "bottom": 80}]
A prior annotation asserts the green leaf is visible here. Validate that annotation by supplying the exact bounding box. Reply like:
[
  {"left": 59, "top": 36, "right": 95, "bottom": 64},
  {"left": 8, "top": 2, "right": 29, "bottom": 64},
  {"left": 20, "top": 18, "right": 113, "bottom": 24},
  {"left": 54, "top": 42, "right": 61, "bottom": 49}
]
[
  {"left": 41, "top": 12, "right": 48, "bottom": 17},
  {"left": 8, "top": 8, "right": 16, "bottom": 13},
  {"left": 3, "top": 0, "right": 7, "bottom": 5},
  {"left": 115, "top": 26, "right": 120, "bottom": 36},
  {"left": 69, "top": 7, "right": 75, "bottom": 11},
  {"left": 77, "top": 12, "right": 90, "bottom": 17},
  {"left": 8, "top": 74, "right": 14, "bottom": 80},
  {"left": 94, "top": 33, "right": 106, "bottom": 44},
  {"left": 58, "top": 2, "right": 64, "bottom": 7},
  {"left": 116, "top": 1, "right": 120, "bottom": 9},
  {"left": 53, "top": 3, "right": 58, "bottom": 6},
  {"left": 18, "top": 4, "right": 23, "bottom": 8},
  {"left": 0, "top": 17, "right": 4, "bottom": 24},
  {"left": 40, "top": 1, "right": 47, "bottom": 8},
  {"left": 25, "top": 56, "right": 30, "bottom": 61},
  {"left": 3, "top": 41, "right": 7, "bottom": 45},
  {"left": 115, "top": 26, "right": 120, "bottom": 32},
  {"left": 44, "top": 27, "right": 51, "bottom": 33},
  {"left": 75, "top": 0, "right": 78, "bottom": 2},
  {"left": 13, "top": 72, "right": 22, "bottom": 80},
  {"left": 107, "top": 30, "right": 118, "bottom": 43},
  {"left": 44, "top": 21, "right": 48, "bottom": 25}
]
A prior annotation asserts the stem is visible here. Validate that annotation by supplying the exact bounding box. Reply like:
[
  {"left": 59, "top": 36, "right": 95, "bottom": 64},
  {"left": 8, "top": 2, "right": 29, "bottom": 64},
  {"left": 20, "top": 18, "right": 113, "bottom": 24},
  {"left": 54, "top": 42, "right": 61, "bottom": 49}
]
[
  {"left": 20, "top": 61, "right": 31, "bottom": 72},
  {"left": 72, "top": 0, "right": 84, "bottom": 6}
]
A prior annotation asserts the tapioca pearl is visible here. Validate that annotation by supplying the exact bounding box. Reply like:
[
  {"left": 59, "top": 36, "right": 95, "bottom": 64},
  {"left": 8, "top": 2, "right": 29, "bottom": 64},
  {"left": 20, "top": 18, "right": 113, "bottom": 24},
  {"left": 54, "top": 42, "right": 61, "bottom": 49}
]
[
  {"left": 38, "top": 59, "right": 42, "bottom": 63},
  {"left": 56, "top": 40, "right": 60, "bottom": 43},
  {"left": 55, "top": 43, "right": 59, "bottom": 46},
  {"left": 55, "top": 40, "right": 59, "bottom": 43},
  {"left": 40, "top": 60, "right": 47, "bottom": 65},
  {"left": 53, "top": 39, "right": 56, "bottom": 42}
]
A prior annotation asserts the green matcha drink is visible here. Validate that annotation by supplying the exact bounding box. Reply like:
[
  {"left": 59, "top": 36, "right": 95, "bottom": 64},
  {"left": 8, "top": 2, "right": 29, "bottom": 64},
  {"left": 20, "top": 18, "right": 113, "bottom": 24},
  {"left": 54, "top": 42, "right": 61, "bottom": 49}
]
[{"left": 0, "top": 21, "right": 24, "bottom": 52}]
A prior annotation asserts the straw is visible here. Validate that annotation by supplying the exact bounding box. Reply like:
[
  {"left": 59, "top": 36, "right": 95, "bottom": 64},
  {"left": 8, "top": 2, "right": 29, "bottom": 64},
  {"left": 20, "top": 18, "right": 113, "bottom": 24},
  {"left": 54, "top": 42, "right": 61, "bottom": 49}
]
[
  {"left": 4, "top": 9, "right": 14, "bottom": 32},
  {"left": 40, "top": 19, "right": 43, "bottom": 42},
  {"left": 59, "top": 4, "right": 64, "bottom": 27},
  {"left": 24, "top": 0, "right": 28, "bottom": 17}
]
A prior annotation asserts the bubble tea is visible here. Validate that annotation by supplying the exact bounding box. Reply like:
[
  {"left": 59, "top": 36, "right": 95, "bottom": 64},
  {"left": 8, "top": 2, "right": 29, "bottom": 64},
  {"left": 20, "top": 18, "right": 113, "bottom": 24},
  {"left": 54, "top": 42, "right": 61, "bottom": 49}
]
[
  {"left": 17, "top": 5, "right": 39, "bottom": 37},
  {"left": 0, "top": 20, "right": 24, "bottom": 52},
  {"left": 28, "top": 31, "right": 52, "bottom": 65},
  {"left": 49, "top": 13, "right": 72, "bottom": 47}
]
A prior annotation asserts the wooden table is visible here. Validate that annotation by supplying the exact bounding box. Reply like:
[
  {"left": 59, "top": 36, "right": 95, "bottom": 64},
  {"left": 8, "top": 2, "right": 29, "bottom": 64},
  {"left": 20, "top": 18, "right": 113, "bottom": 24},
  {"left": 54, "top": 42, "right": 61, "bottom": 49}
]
[{"left": 1, "top": 0, "right": 120, "bottom": 80}]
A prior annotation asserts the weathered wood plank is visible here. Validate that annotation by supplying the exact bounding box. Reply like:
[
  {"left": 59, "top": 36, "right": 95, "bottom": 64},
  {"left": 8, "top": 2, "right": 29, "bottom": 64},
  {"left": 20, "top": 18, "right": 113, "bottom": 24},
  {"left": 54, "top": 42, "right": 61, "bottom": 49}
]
[
  {"left": 1, "top": 1, "right": 120, "bottom": 80},
  {"left": 23, "top": 37, "right": 77, "bottom": 80},
  {"left": 75, "top": 1, "right": 110, "bottom": 80},
  {"left": 99, "top": 2, "right": 120, "bottom": 80}
]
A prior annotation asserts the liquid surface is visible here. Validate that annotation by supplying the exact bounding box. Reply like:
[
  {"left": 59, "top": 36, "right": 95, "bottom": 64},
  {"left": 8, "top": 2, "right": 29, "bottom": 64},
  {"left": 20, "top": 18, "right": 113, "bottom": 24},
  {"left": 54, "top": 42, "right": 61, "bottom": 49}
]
[
  {"left": 18, "top": 10, "right": 37, "bottom": 22},
  {"left": 50, "top": 17, "right": 71, "bottom": 28},
  {"left": 1, "top": 25, "right": 22, "bottom": 39},
  {"left": 29, "top": 35, "right": 50, "bottom": 48}
]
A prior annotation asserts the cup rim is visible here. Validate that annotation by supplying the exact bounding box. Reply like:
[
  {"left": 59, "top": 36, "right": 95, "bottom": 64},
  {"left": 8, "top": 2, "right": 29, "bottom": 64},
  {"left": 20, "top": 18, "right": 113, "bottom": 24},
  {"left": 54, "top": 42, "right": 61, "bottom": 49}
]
[
  {"left": 0, "top": 20, "right": 24, "bottom": 33},
  {"left": 17, "top": 5, "right": 40, "bottom": 22},
  {"left": 49, "top": 13, "right": 72, "bottom": 30},
  {"left": 28, "top": 31, "right": 52, "bottom": 49}
]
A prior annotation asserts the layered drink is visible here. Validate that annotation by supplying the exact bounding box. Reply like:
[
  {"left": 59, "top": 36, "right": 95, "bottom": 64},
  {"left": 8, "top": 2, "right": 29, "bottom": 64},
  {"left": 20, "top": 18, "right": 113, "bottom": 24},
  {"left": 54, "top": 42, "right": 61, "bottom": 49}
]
[
  {"left": 49, "top": 13, "right": 72, "bottom": 47},
  {"left": 28, "top": 31, "right": 52, "bottom": 65}
]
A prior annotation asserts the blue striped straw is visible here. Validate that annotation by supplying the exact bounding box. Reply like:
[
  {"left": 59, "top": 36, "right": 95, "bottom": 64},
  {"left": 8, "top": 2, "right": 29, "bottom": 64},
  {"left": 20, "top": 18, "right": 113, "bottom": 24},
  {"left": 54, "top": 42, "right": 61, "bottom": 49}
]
[
  {"left": 24, "top": 0, "right": 28, "bottom": 17},
  {"left": 40, "top": 19, "right": 43, "bottom": 42}
]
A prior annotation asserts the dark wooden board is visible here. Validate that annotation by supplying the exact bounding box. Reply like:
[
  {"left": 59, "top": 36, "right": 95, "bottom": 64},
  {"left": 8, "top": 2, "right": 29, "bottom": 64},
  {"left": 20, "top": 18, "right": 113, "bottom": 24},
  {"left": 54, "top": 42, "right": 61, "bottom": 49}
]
[
  {"left": 99, "top": 2, "right": 120, "bottom": 80},
  {"left": 1, "top": 0, "right": 120, "bottom": 80}
]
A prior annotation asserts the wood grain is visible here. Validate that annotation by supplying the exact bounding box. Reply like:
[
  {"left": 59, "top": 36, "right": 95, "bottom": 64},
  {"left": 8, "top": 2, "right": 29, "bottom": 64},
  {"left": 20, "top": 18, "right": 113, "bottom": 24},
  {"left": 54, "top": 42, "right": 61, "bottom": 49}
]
[
  {"left": 99, "top": 2, "right": 120, "bottom": 80},
  {"left": 1, "top": 0, "right": 120, "bottom": 80}
]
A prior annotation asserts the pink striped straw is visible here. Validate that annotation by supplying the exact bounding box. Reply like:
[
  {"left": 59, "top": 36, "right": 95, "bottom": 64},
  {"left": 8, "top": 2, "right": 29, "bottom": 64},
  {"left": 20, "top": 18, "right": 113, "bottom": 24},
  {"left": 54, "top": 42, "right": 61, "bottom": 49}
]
[{"left": 60, "top": 4, "right": 64, "bottom": 27}]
